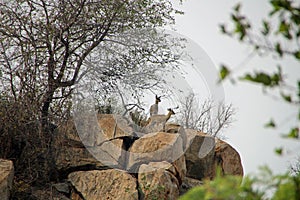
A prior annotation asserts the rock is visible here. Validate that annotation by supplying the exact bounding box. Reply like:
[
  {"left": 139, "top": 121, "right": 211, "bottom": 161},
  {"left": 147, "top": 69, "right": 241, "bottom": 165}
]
[
  {"left": 55, "top": 118, "right": 127, "bottom": 172},
  {"left": 138, "top": 159, "right": 186, "bottom": 185},
  {"left": 184, "top": 130, "right": 215, "bottom": 180},
  {"left": 31, "top": 187, "right": 71, "bottom": 200},
  {"left": 172, "top": 155, "right": 187, "bottom": 184},
  {"left": 68, "top": 169, "right": 138, "bottom": 200},
  {"left": 55, "top": 137, "right": 126, "bottom": 173},
  {"left": 0, "top": 159, "right": 14, "bottom": 200},
  {"left": 65, "top": 114, "right": 133, "bottom": 147},
  {"left": 70, "top": 191, "right": 83, "bottom": 200},
  {"left": 164, "top": 123, "right": 182, "bottom": 133},
  {"left": 141, "top": 115, "right": 165, "bottom": 133},
  {"left": 97, "top": 114, "right": 134, "bottom": 142},
  {"left": 214, "top": 138, "right": 243, "bottom": 176},
  {"left": 88, "top": 138, "right": 126, "bottom": 168},
  {"left": 55, "top": 145, "right": 107, "bottom": 173},
  {"left": 128, "top": 132, "right": 184, "bottom": 173},
  {"left": 179, "top": 177, "right": 203, "bottom": 195},
  {"left": 165, "top": 123, "right": 188, "bottom": 150},
  {"left": 138, "top": 162, "right": 179, "bottom": 200},
  {"left": 139, "top": 161, "right": 177, "bottom": 175},
  {"left": 52, "top": 182, "right": 70, "bottom": 194},
  {"left": 72, "top": 112, "right": 102, "bottom": 147}
]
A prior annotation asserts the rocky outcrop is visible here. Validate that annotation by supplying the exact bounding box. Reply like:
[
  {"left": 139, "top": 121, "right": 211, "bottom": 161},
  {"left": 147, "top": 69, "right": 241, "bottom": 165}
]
[
  {"left": 0, "top": 159, "right": 14, "bottom": 200},
  {"left": 68, "top": 169, "right": 138, "bottom": 200},
  {"left": 49, "top": 114, "right": 243, "bottom": 199}
]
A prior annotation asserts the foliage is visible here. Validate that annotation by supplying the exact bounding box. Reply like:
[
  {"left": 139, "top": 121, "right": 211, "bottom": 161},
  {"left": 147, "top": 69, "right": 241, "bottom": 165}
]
[
  {"left": 180, "top": 166, "right": 300, "bottom": 200},
  {"left": 0, "top": 96, "right": 56, "bottom": 185},
  {"left": 219, "top": 0, "right": 300, "bottom": 153},
  {"left": 129, "top": 108, "right": 149, "bottom": 128},
  {"left": 175, "top": 93, "right": 235, "bottom": 137}
]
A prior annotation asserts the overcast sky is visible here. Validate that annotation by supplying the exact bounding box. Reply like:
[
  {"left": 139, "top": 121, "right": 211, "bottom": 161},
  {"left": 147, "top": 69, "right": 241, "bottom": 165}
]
[{"left": 170, "top": 0, "right": 300, "bottom": 175}]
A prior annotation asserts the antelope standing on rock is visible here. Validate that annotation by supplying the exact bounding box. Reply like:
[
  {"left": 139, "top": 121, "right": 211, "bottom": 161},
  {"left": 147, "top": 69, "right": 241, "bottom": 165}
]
[
  {"left": 144, "top": 108, "right": 176, "bottom": 132},
  {"left": 164, "top": 108, "right": 175, "bottom": 122},
  {"left": 149, "top": 95, "right": 161, "bottom": 116},
  {"left": 161, "top": 107, "right": 177, "bottom": 131}
]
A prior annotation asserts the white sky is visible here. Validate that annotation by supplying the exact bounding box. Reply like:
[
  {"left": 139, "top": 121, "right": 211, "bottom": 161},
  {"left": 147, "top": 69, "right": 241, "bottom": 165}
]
[{"left": 170, "top": 0, "right": 300, "bottom": 175}]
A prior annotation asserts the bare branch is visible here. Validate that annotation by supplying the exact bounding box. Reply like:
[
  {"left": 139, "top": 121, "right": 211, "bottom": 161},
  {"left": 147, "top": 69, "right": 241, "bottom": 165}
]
[{"left": 176, "top": 93, "right": 235, "bottom": 137}]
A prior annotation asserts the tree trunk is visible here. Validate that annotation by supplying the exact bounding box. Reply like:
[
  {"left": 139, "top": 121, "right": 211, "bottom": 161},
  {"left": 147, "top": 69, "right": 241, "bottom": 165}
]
[{"left": 41, "top": 87, "right": 56, "bottom": 130}]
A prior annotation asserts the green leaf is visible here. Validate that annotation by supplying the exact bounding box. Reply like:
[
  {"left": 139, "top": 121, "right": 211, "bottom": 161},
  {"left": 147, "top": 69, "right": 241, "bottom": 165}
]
[
  {"left": 275, "top": 43, "right": 283, "bottom": 57},
  {"left": 219, "top": 65, "right": 230, "bottom": 81},
  {"left": 283, "top": 127, "right": 299, "bottom": 139},
  {"left": 271, "top": 73, "right": 281, "bottom": 86},
  {"left": 278, "top": 20, "right": 292, "bottom": 39},
  {"left": 220, "top": 24, "right": 227, "bottom": 34},
  {"left": 261, "top": 20, "right": 270, "bottom": 35},
  {"left": 231, "top": 13, "right": 239, "bottom": 22},
  {"left": 265, "top": 119, "right": 276, "bottom": 128},
  {"left": 240, "top": 72, "right": 272, "bottom": 86},
  {"left": 294, "top": 51, "right": 300, "bottom": 60},
  {"left": 298, "top": 81, "right": 300, "bottom": 97},
  {"left": 280, "top": 92, "right": 292, "bottom": 102},
  {"left": 275, "top": 147, "right": 283, "bottom": 155},
  {"left": 234, "top": 3, "right": 241, "bottom": 12}
]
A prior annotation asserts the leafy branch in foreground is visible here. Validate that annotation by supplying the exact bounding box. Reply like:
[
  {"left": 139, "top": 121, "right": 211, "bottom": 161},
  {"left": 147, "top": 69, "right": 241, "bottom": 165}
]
[
  {"left": 218, "top": 0, "right": 300, "bottom": 154},
  {"left": 180, "top": 166, "right": 300, "bottom": 200}
]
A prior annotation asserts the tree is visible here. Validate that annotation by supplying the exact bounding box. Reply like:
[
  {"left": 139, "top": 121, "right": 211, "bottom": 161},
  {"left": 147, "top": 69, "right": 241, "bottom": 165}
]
[
  {"left": 219, "top": 0, "right": 300, "bottom": 153},
  {"left": 175, "top": 93, "right": 235, "bottom": 137},
  {"left": 0, "top": 0, "right": 182, "bottom": 129}
]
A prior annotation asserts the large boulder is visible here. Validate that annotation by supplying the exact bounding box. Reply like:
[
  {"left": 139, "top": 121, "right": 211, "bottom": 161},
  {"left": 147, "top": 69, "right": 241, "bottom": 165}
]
[
  {"left": 214, "top": 138, "right": 243, "bottom": 176},
  {"left": 54, "top": 138, "right": 125, "bottom": 173},
  {"left": 138, "top": 162, "right": 179, "bottom": 200},
  {"left": 55, "top": 144, "right": 102, "bottom": 172},
  {"left": 68, "top": 169, "right": 138, "bottom": 200},
  {"left": 53, "top": 121, "right": 123, "bottom": 172},
  {"left": 0, "top": 159, "right": 14, "bottom": 200},
  {"left": 54, "top": 116, "right": 131, "bottom": 173},
  {"left": 184, "top": 130, "right": 215, "bottom": 180},
  {"left": 128, "top": 132, "right": 184, "bottom": 173}
]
